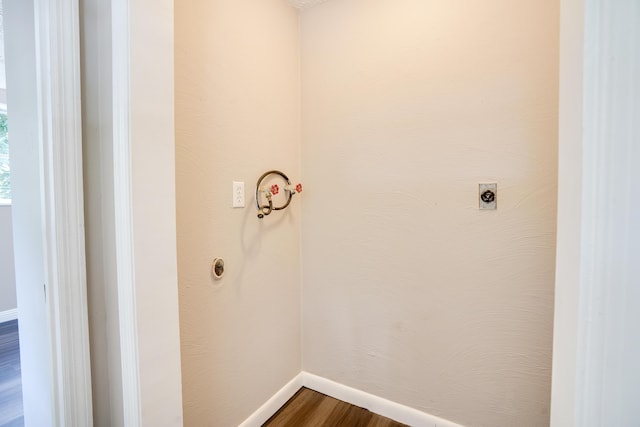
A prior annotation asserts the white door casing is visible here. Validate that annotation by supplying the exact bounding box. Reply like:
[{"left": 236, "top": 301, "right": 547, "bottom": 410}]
[
  {"left": 552, "top": 0, "right": 640, "bottom": 425},
  {"left": 81, "top": 0, "right": 183, "bottom": 424},
  {"left": 35, "top": 0, "right": 93, "bottom": 424},
  {"left": 6, "top": 0, "right": 93, "bottom": 425}
]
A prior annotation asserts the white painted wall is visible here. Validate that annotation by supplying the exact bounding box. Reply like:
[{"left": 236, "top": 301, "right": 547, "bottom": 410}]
[
  {"left": 549, "top": 0, "right": 583, "bottom": 424},
  {"left": 174, "top": 0, "right": 302, "bottom": 425},
  {"left": 0, "top": 205, "right": 16, "bottom": 313},
  {"left": 4, "top": 0, "right": 53, "bottom": 424},
  {"left": 130, "top": 1, "right": 184, "bottom": 424},
  {"left": 81, "top": 0, "right": 184, "bottom": 425},
  {"left": 300, "top": 1, "right": 559, "bottom": 426},
  {"left": 551, "top": 0, "right": 640, "bottom": 425},
  {"left": 80, "top": 0, "right": 123, "bottom": 423}
]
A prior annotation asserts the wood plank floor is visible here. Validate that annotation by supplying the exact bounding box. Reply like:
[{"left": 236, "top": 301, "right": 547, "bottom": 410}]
[
  {"left": 0, "top": 320, "right": 23, "bottom": 427},
  {"left": 263, "top": 387, "right": 409, "bottom": 427}
]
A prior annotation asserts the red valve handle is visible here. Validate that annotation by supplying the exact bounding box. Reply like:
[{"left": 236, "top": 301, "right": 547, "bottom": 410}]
[
  {"left": 296, "top": 183, "right": 303, "bottom": 193},
  {"left": 270, "top": 184, "right": 279, "bottom": 195}
]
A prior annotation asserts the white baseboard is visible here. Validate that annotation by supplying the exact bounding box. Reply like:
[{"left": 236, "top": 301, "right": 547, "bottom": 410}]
[
  {"left": 302, "top": 372, "right": 464, "bottom": 427},
  {"left": 0, "top": 308, "right": 18, "bottom": 324},
  {"left": 238, "top": 372, "right": 305, "bottom": 427},
  {"left": 239, "top": 370, "right": 464, "bottom": 427}
]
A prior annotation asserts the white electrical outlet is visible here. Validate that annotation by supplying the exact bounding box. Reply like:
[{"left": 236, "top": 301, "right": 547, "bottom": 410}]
[{"left": 232, "top": 181, "right": 245, "bottom": 208}]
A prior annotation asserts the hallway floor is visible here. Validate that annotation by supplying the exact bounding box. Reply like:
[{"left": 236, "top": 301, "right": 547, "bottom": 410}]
[{"left": 0, "top": 320, "right": 23, "bottom": 427}]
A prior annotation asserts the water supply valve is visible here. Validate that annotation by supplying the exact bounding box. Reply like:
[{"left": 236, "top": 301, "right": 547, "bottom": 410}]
[{"left": 255, "top": 170, "right": 303, "bottom": 219}]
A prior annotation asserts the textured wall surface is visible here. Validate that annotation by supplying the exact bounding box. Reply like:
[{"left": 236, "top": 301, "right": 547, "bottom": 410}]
[
  {"left": 0, "top": 206, "right": 16, "bottom": 312},
  {"left": 289, "top": 0, "right": 332, "bottom": 10},
  {"left": 175, "top": 0, "right": 302, "bottom": 425},
  {"left": 300, "top": 1, "right": 559, "bottom": 426}
]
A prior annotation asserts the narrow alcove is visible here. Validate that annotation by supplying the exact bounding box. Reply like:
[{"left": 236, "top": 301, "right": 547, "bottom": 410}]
[{"left": 175, "top": 1, "right": 558, "bottom": 425}]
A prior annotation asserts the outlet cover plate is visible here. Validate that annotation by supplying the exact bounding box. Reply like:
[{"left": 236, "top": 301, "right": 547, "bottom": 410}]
[
  {"left": 479, "top": 183, "right": 497, "bottom": 210},
  {"left": 233, "top": 181, "right": 245, "bottom": 208}
]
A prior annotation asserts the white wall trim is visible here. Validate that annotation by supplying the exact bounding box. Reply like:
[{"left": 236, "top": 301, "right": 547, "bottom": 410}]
[
  {"left": 238, "top": 373, "right": 305, "bottom": 427},
  {"left": 0, "top": 308, "right": 18, "bottom": 324},
  {"left": 239, "top": 372, "right": 464, "bottom": 427},
  {"left": 574, "top": 0, "right": 640, "bottom": 425},
  {"left": 552, "top": 0, "right": 640, "bottom": 425},
  {"left": 302, "top": 372, "right": 464, "bottom": 427},
  {"left": 34, "top": 0, "right": 94, "bottom": 425},
  {"left": 550, "top": 1, "right": 584, "bottom": 425},
  {"left": 112, "top": 0, "right": 143, "bottom": 425}
]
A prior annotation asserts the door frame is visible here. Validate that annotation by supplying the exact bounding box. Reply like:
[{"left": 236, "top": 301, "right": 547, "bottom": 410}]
[
  {"left": 34, "top": 0, "right": 93, "bottom": 424},
  {"left": 551, "top": 0, "right": 640, "bottom": 425},
  {"left": 111, "top": 0, "right": 143, "bottom": 422}
]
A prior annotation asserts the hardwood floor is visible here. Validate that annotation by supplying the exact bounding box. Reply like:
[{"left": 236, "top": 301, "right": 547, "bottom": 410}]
[
  {"left": 0, "top": 320, "right": 23, "bottom": 427},
  {"left": 263, "top": 387, "right": 409, "bottom": 427}
]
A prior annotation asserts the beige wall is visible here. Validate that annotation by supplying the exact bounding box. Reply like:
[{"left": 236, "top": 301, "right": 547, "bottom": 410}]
[
  {"left": 300, "top": 1, "right": 559, "bottom": 426},
  {"left": 174, "top": 1, "right": 302, "bottom": 425}
]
